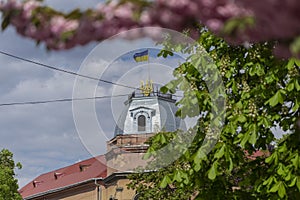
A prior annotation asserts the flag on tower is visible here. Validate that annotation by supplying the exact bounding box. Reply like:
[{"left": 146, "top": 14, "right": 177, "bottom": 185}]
[{"left": 133, "top": 50, "right": 149, "bottom": 62}]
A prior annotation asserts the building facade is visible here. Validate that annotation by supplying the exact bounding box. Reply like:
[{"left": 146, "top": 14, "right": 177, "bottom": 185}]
[{"left": 19, "top": 87, "right": 183, "bottom": 200}]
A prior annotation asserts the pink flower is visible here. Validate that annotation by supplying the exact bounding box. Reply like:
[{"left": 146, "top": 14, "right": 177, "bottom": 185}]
[
  {"left": 50, "top": 16, "right": 78, "bottom": 36},
  {"left": 217, "top": 3, "right": 245, "bottom": 18},
  {"left": 140, "top": 12, "right": 151, "bottom": 24},
  {"left": 23, "top": 0, "right": 40, "bottom": 18},
  {"left": 51, "top": 16, "right": 67, "bottom": 35},
  {"left": 206, "top": 19, "right": 223, "bottom": 33},
  {"left": 114, "top": 3, "right": 134, "bottom": 19}
]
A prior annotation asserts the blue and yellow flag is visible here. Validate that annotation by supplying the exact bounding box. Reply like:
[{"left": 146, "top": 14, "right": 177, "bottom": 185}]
[{"left": 133, "top": 50, "right": 149, "bottom": 62}]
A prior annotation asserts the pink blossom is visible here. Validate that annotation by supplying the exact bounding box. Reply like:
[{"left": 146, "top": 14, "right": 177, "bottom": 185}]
[
  {"left": 50, "top": 16, "right": 78, "bottom": 36},
  {"left": 50, "top": 16, "right": 68, "bottom": 36},
  {"left": 24, "top": 24, "right": 37, "bottom": 37},
  {"left": 1, "top": 0, "right": 300, "bottom": 56},
  {"left": 114, "top": 3, "right": 134, "bottom": 19},
  {"left": 140, "top": 12, "right": 151, "bottom": 24},
  {"left": 216, "top": 3, "right": 246, "bottom": 18},
  {"left": 206, "top": 19, "right": 223, "bottom": 33},
  {"left": 23, "top": 0, "right": 40, "bottom": 18}
]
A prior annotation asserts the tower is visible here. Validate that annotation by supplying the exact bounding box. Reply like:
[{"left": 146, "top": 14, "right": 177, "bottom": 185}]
[
  {"left": 19, "top": 83, "right": 186, "bottom": 200},
  {"left": 106, "top": 83, "right": 185, "bottom": 175}
]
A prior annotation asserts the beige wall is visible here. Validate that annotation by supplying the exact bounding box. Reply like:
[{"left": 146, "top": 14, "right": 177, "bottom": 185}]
[
  {"left": 28, "top": 179, "right": 136, "bottom": 200},
  {"left": 106, "top": 152, "right": 149, "bottom": 176},
  {"left": 102, "top": 179, "right": 136, "bottom": 200}
]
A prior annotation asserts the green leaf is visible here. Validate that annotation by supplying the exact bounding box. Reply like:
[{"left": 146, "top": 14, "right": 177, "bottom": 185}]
[
  {"left": 232, "top": 80, "right": 238, "bottom": 93},
  {"left": 143, "top": 146, "right": 155, "bottom": 160},
  {"left": 290, "top": 36, "right": 300, "bottom": 54},
  {"left": 260, "top": 116, "right": 271, "bottom": 128},
  {"left": 160, "top": 86, "right": 168, "bottom": 93},
  {"left": 208, "top": 161, "right": 218, "bottom": 180},
  {"left": 222, "top": 17, "right": 254, "bottom": 35},
  {"left": 288, "top": 176, "right": 297, "bottom": 187},
  {"left": 269, "top": 181, "right": 280, "bottom": 193},
  {"left": 256, "top": 65, "right": 265, "bottom": 76},
  {"left": 143, "top": 151, "right": 152, "bottom": 160},
  {"left": 295, "top": 79, "right": 300, "bottom": 91},
  {"left": 266, "top": 90, "right": 284, "bottom": 107},
  {"left": 222, "top": 18, "right": 239, "bottom": 34},
  {"left": 284, "top": 171, "right": 292, "bottom": 181},
  {"left": 249, "top": 66, "right": 256, "bottom": 76},
  {"left": 287, "top": 82, "right": 294, "bottom": 92},
  {"left": 214, "top": 144, "right": 225, "bottom": 159},
  {"left": 266, "top": 152, "right": 278, "bottom": 164},
  {"left": 263, "top": 176, "right": 274, "bottom": 186},
  {"left": 286, "top": 58, "right": 295, "bottom": 70},
  {"left": 249, "top": 131, "right": 256, "bottom": 145},
  {"left": 157, "top": 51, "right": 163, "bottom": 57},
  {"left": 292, "top": 100, "right": 299, "bottom": 112},
  {"left": 61, "top": 31, "right": 74, "bottom": 41},
  {"left": 173, "top": 171, "right": 182, "bottom": 182},
  {"left": 236, "top": 101, "right": 243, "bottom": 109},
  {"left": 238, "top": 114, "right": 247, "bottom": 123},
  {"left": 183, "top": 175, "right": 189, "bottom": 185},
  {"left": 277, "top": 164, "right": 285, "bottom": 176},
  {"left": 297, "top": 177, "right": 300, "bottom": 191},
  {"left": 1, "top": 14, "right": 10, "bottom": 30},
  {"left": 225, "top": 70, "right": 232, "bottom": 78},
  {"left": 295, "top": 58, "right": 300, "bottom": 66},
  {"left": 160, "top": 134, "right": 167, "bottom": 144},
  {"left": 193, "top": 148, "right": 207, "bottom": 165},
  {"left": 228, "top": 157, "right": 233, "bottom": 172},
  {"left": 240, "top": 132, "right": 250, "bottom": 148},
  {"left": 66, "top": 9, "right": 82, "bottom": 19},
  {"left": 194, "top": 162, "right": 201, "bottom": 172},
  {"left": 278, "top": 182, "right": 286, "bottom": 198},
  {"left": 278, "top": 144, "right": 287, "bottom": 153},
  {"left": 160, "top": 175, "right": 171, "bottom": 188},
  {"left": 291, "top": 154, "right": 299, "bottom": 169}
]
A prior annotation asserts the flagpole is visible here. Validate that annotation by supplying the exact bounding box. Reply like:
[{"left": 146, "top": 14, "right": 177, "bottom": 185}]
[
  {"left": 147, "top": 49, "right": 153, "bottom": 96},
  {"left": 147, "top": 49, "right": 150, "bottom": 82},
  {"left": 134, "top": 49, "right": 152, "bottom": 96}
]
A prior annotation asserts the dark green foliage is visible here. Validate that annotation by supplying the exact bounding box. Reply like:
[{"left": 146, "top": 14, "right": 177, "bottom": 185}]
[
  {"left": 128, "top": 29, "right": 300, "bottom": 199},
  {"left": 0, "top": 149, "right": 22, "bottom": 200}
]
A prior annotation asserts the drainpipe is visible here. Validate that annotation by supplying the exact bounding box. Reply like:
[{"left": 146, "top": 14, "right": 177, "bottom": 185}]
[{"left": 94, "top": 179, "right": 102, "bottom": 200}]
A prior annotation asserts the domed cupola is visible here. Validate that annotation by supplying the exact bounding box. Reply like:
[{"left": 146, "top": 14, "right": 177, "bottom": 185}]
[{"left": 114, "top": 81, "right": 184, "bottom": 136}]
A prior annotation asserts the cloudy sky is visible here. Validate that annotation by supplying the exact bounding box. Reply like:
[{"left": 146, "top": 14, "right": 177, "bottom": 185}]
[
  {"left": 0, "top": 0, "right": 285, "bottom": 190},
  {"left": 0, "top": 0, "right": 187, "bottom": 188}
]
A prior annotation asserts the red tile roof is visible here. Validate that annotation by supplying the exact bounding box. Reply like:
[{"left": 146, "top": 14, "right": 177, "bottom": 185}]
[
  {"left": 245, "top": 150, "right": 270, "bottom": 160},
  {"left": 19, "top": 155, "right": 107, "bottom": 199}
]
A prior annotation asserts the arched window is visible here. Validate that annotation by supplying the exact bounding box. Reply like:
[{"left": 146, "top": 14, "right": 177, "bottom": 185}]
[
  {"left": 138, "top": 115, "right": 146, "bottom": 131},
  {"left": 133, "top": 193, "right": 139, "bottom": 200}
]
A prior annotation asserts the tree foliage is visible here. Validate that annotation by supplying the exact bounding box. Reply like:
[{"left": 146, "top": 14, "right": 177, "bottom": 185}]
[
  {"left": 0, "top": 1, "right": 299, "bottom": 199},
  {"left": 128, "top": 30, "right": 300, "bottom": 199},
  {"left": 0, "top": 149, "right": 22, "bottom": 200}
]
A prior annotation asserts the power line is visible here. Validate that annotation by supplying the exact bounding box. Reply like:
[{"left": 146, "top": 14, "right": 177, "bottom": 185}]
[
  {"left": 0, "top": 94, "right": 130, "bottom": 107},
  {"left": 0, "top": 50, "right": 183, "bottom": 107},
  {"left": 0, "top": 50, "right": 138, "bottom": 90}
]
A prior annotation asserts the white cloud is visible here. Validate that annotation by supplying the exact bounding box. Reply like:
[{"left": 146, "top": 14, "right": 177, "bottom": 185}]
[
  {"left": 0, "top": 69, "right": 90, "bottom": 187},
  {"left": 0, "top": 27, "right": 97, "bottom": 188}
]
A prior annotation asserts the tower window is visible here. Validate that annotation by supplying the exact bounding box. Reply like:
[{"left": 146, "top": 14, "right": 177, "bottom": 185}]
[{"left": 138, "top": 115, "right": 146, "bottom": 131}]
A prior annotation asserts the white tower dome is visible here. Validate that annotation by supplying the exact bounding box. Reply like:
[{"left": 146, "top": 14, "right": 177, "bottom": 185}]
[{"left": 114, "top": 88, "right": 185, "bottom": 136}]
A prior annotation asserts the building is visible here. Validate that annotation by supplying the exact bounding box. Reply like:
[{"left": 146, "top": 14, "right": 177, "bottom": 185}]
[{"left": 19, "top": 84, "right": 184, "bottom": 200}]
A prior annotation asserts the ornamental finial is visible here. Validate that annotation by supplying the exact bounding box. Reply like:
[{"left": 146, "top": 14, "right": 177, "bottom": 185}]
[{"left": 140, "top": 80, "right": 153, "bottom": 96}]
